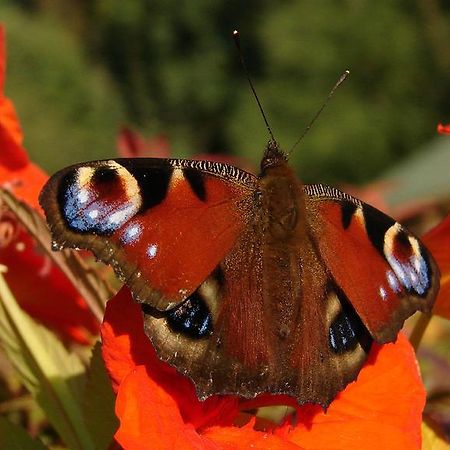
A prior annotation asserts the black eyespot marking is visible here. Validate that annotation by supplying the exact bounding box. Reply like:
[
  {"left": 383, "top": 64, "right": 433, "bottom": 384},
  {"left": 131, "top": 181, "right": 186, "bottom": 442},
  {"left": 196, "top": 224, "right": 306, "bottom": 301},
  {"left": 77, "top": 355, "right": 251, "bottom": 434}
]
[
  {"left": 341, "top": 200, "right": 357, "bottom": 229},
  {"left": 92, "top": 167, "right": 118, "bottom": 184},
  {"left": 329, "top": 287, "right": 372, "bottom": 354},
  {"left": 184, "top": 169, "right": 207, "bottom": 202},
  {"left": 362, "top": 204, "right": 396, "bottom": 257},
  {"left": 166, "top": 291, "right": 212, "bottom": 338},
  {"left": 119, "top": 160, "right": 172, "bottom": 211}
]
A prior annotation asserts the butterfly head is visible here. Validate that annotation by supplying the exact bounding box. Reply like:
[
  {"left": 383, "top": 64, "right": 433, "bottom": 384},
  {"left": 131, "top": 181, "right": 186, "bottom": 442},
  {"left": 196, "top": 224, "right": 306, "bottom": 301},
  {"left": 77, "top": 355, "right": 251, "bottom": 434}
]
[{"left": 260, "top": 140, "right": 288, "bottom": 174}]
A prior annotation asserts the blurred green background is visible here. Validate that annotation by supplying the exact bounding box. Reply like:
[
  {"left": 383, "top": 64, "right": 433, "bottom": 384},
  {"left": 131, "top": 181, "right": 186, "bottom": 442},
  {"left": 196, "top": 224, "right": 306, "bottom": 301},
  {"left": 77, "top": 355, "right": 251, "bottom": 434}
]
[{"left": 1, "top": 0, "right": 449, "bottom": 185}]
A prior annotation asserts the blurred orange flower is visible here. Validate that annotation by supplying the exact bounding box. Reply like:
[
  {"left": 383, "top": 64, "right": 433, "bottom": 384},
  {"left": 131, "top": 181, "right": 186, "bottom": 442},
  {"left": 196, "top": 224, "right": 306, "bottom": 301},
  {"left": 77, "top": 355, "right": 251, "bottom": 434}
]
[
  {"left": 102, "top": 287, "right": 425, "bottom": 450},
  {"left": 437, "top": 123, "right": 450, "bottom": 135},
  {"left": 0, "top": 25, "right": 99, "bottom": 344}
]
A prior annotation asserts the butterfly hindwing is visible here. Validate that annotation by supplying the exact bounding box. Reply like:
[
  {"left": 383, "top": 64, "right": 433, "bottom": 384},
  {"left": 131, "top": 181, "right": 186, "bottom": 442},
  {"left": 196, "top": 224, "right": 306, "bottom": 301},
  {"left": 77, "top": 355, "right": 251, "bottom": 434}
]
[{"left": 40, "top": 158, "right": 257, "bottom": 311}]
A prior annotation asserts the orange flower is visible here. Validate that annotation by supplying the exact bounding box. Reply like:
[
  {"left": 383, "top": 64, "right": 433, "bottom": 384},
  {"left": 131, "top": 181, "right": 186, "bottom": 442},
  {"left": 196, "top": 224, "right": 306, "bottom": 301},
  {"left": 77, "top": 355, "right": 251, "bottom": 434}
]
[
  {"left": 0, "top": 25, "right": 99, "bottom": 344},
  {"left": 437, "top": 123, "right": 450, "bottom": 135},
  {"left": 102, "top": 287, "right": 425, "bottom": 450}
]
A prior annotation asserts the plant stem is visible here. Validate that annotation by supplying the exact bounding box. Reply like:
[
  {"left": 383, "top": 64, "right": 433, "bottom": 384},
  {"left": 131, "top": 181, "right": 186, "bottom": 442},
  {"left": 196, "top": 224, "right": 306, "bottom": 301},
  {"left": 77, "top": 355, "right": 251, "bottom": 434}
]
[{"left": 409, "top": 313, "right": 432, "bottom": 352}]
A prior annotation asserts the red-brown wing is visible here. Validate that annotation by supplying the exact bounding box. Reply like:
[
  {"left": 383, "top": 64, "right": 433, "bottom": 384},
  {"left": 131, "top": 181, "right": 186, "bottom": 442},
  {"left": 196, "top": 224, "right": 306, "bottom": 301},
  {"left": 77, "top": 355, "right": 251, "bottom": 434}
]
[
  {"left": 304, "top": 184, "right": 439, "bottom": 342},
  {"left": 40, "top": 158, "right": 257, "bottom": 310}
]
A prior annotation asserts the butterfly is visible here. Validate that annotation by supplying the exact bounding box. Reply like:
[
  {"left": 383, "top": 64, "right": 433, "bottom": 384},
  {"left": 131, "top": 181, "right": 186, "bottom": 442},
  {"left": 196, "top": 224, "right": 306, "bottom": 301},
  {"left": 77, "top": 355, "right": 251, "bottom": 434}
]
[{"left": 39, "top": 140, "right": 439, "bottom": 407}]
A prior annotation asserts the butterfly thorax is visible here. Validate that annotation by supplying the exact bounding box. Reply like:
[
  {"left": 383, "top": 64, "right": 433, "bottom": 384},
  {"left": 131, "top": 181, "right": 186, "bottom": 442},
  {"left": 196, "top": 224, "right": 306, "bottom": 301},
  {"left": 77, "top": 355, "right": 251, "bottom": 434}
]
[{"left": 259, "top": 143, "right": 308, "bottom": 245}]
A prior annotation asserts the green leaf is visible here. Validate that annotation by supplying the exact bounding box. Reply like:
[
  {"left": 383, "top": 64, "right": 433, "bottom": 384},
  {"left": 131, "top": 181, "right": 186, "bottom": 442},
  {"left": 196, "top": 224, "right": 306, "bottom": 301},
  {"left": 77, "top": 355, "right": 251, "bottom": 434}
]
[
  {"left": 82, "top": 342, "right": 118, "bottom": 450},
  {"left": 0, "top": 188, "right": 113, "bottom": 322},
  {"left": 0, "top": 417, "right": 48, "bottom": 450},
  {"left": 0, "top": 272, "right": 96, "bottom": 450}
]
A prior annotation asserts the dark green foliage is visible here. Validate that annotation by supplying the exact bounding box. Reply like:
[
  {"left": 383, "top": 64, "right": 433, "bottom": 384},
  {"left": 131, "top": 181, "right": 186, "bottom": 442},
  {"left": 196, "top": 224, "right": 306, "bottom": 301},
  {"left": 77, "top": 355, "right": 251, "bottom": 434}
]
[
  {"left": 79, "top": 1, "right": 450, "bottom": 183},
  {"left": 82, "top": 343, "right": 118, "bottom": 450},
  {"left": 0, "top": 417, "right": 47, "bottom": 450},
  {"left": 1, "top": 5, "right": 126, "bottom": 173},
  {"left": 4, "top": 2, "right": 450, "bottom": 183}
]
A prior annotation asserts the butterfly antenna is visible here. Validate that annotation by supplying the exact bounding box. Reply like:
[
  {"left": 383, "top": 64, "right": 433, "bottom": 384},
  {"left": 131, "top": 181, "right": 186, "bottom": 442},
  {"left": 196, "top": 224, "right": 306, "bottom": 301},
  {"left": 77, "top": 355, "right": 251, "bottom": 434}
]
[
  {"left": 288, "top": 70, "right": 350, "bottom": 156},
  {"left": 233, "top": 30, "right": 276, "bottom": 143}
]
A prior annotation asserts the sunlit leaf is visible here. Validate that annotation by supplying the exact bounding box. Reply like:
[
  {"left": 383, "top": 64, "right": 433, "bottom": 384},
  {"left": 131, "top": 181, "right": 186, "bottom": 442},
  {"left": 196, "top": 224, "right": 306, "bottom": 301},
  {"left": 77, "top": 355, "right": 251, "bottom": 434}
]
[
  {"left": 83, "top": 342, "right": 118, "bottom": 450},
  {"left": 0, "top": 188, "right": 114, "bottom": 321},
  {"left": 0, "top": 417, "right": 48, "bottom": 450},
  {"left": 0, "top": 272, "right": 95, "bottom": 450},
  {"left": 422, "top": 421, "right": 449, "bottom": 450}
]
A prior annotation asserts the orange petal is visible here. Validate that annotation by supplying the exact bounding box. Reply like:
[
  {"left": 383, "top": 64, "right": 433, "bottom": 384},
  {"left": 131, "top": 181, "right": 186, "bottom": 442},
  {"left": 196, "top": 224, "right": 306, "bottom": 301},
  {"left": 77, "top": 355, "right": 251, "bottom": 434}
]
[
  {"left": 101, "top": 287, "right": 239, "bottom": 429},
  {"left": 115, "top": 366, "right": 220, "bottom": 450},
  {"left": 101, "top": 287, "right": 155, "bottom": 391},
  {"left": 277, "top": 334, "right": 425, "bottom": 449},
  {"left": 0, "top": 229, "right": 99, "bottom": 344},
  {"left": 0, "top": 27, "right": 28, "bottom": 169},
  {"left": 0, "top": 162, "right": 48, "bottom": 211},
  {"left": 422, "top": 215, "right": 450, "bottom": 319},
  {"left": 203, "top": 424, "right": 305, "bottom": 450},
  {"left": 116, "top": 366, "right": 305, "bottom": 450}
]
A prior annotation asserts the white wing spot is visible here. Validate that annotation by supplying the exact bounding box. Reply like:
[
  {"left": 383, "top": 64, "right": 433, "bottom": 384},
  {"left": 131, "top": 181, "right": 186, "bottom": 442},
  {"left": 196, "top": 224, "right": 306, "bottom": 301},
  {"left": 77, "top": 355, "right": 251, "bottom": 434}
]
[
  {"left": 379, "top": 286, "right": 387, "bottom": 300},
  {"left": 147, "top": 244, "right": 158, "bottom": 258},
  {"left": 121, "top": 223, "right": 142, "bottom": 244}
]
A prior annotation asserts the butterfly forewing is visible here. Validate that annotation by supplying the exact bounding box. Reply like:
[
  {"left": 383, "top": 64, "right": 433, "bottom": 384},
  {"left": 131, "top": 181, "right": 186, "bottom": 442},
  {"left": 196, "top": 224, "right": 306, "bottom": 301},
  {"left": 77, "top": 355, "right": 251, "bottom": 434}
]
[
  {"left": 40, "top": 158, "right": 257, "bottom": 310},
  {"left": 304, "top": 184, "right": 439, "bottom": 342}
]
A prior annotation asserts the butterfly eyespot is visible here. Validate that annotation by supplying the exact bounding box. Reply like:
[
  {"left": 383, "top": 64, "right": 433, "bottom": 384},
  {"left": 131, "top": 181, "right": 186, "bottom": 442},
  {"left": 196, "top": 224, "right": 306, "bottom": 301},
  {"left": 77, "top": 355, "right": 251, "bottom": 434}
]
[
  {"left": 59, "top": 162, "right": 142, "bottom": 235},
  {"left": 327, "top": 288, "right": 372, "bottom": 355},
  {"left": 166, "top": 292, "right": 213, "bottom": 339},
  {"left": 384, "top": 224, "right": 431, "bottom": 297},
  {"left": 329, "top": 310, "right": 358, "bottom": 353}
]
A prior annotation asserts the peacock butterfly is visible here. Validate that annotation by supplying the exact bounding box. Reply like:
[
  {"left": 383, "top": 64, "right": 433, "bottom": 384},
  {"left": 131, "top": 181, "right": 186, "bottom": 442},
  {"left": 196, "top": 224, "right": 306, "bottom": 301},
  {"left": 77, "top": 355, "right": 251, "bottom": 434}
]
[{"left": 38, "top": 138, "right": 439, "bottom": 407}]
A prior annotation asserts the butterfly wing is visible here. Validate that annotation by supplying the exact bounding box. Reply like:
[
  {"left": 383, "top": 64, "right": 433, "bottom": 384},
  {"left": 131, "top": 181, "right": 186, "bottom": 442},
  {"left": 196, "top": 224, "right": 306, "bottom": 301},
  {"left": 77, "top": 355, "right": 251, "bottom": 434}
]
[
  {"left": 40, "top": 158, "right": 258, "bottom": 311},
  {"left": 304, "top": 184, "right": 439, "bottom": 342}
]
